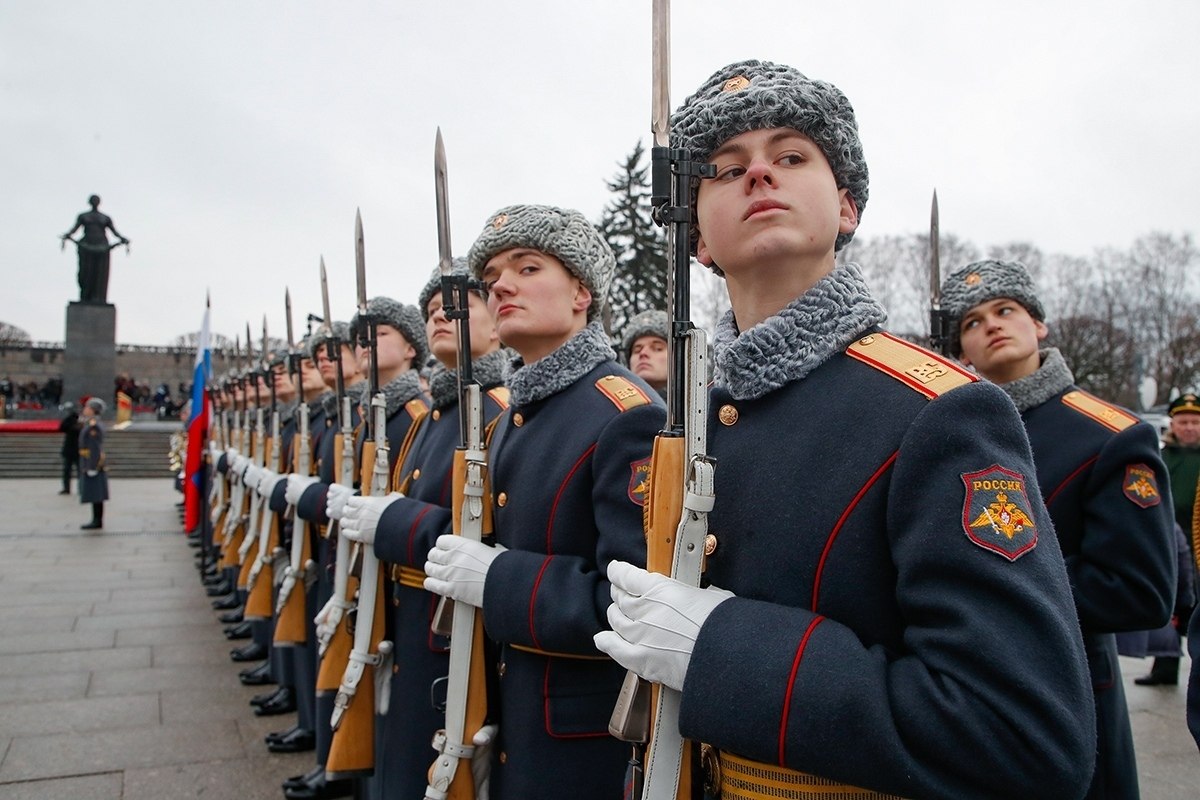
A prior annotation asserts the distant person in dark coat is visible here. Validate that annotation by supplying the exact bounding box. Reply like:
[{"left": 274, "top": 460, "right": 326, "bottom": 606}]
[
  {"left": 78, "top": 397, "right": 110, "bottom": 529},
  {"left": 58, "top": 403, "right": 81, "bottom": 494}
]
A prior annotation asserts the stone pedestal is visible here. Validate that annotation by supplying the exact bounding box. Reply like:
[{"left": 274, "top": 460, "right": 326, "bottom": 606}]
[{"left": 64, "top": 302, "right": 116, "bottom": 414}]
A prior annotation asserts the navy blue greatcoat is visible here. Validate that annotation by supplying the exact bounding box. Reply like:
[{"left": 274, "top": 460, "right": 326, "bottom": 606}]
[
  {"left": 78, "top": 418, "right": 109, "bottom": 504},
  {"left": 397, "top": 360, "right": 663, "bottom": 800},
  {"left": 368, "top": 385, "right": 509, "bottom": 800},
  {"left": 1021, "top": 387, "right": 1174, "bottom": 799},
  {"left": 677, "top": 336, "right": 1097, "bottom": 800}
]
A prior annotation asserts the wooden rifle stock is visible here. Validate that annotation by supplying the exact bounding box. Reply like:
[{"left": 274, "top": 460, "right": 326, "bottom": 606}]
[{"left": 275, "top": 405, "right": 314, "bottom": 645}]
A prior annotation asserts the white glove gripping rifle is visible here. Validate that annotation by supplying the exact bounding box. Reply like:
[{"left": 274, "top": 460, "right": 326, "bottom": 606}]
[
  {"left": 608, "top": 3, "right": 717, "bottom": 798},
  {"left": 425, "top": 129, "right": 492, "bottom": 800},
  {"left": 326, "top": 210, "right": 393, "bottom": 778},
  {"left": 237, "top": 323, "right": 268, "bottom": 585}
]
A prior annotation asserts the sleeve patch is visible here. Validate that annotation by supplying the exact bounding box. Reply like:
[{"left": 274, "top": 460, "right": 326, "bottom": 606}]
[
  {"left": 628, "top": 456, "right": 651, "bottom": 506},
  {"left": 1123, "top": 464, "right": 1162, "bottom": 508},
  {"left": 961, "top": 465, "right": 1038, "bottom": 561}
]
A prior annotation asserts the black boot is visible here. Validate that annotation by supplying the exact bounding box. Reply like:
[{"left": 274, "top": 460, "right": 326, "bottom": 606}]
[
  {"left": 82, "top": 503, "right": 103, "bottom": 530},
  {"left": 1135, "top": 656, "right": 1179, "bottom": 686}
]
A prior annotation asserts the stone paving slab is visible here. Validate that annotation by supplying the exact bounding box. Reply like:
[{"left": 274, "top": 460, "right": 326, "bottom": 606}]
[
  {"left": 0, "top": 720, "right": 245, "bottom": 782},
  {"left": 0, "top": 629, "right": 114, "bottom": 656},
  {"left": 122, "top": 756, "right": 311, "bottom": 800},
  {"left": 0, "top": 672, "right": 89, "bottom": 704},
  {"left": 0, "top": 603, "right": 96, "bottom": 621},
  {"left": 0, "top": 646, "right": 150, "bottom": 678},
  {"left": 0, "top": 616, "right": 76, "bottom": 636},
  {"left": 88, "top": 664, "right": 251, "bottom": 697},
  {"left": 74, "top": 609, "right": 217, "bottom": 632},
  {"left": 0, "top": 772, "right": 123, "bottom": 800},
  {"left": 0, "top": 694, "right": 160, "bottom": 738}
]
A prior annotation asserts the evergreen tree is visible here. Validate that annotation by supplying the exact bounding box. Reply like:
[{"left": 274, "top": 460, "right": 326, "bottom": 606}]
[{"left": 597, "top": 141, "right": 666, "bottom": 338}]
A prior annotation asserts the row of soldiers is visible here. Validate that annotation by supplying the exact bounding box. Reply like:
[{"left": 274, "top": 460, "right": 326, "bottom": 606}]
[{"left": 189, "top": 57, "right": 1189, "bottom": 800}]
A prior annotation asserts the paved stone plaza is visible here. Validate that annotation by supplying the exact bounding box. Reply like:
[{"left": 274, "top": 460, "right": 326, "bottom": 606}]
[{"left": 0, "top": 478, "right": 1196, "bottom": 798}]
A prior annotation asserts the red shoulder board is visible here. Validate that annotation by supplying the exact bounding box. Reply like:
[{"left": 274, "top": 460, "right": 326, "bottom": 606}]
[
  {"left": 595, "top": 375, "right": 652, "bottom": 412},
  {"left": 845, "top": 332, "right": 976, "bottom": 399},
  {"left": 1061, "top": 390, "right": 1138, "bottom": 433}
]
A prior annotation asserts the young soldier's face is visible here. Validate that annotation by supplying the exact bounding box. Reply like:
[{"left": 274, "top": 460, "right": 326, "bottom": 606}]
[
  {"left": 630, "top": 335, "right": 668, "bottom": 389},
  {"left": 1169, "top": 413, "right": 1200, "bottom": 446},
  {"left": 957, "top": 297, "right": 1047, "bottom": 382},
  {"left": 299, "top": 357, "right": 325, "bottom": 396},
  {"left": 695, "top": 128, "right": 857, "bottom": 276},
  {"left": 426, "top": 291, "right": 499, "bottom": 368},
  {"left": 481, "top": 248, "right": 592, "bottom": 361},
  {"left": 370, "top": 324, "right": 416, "bottom": 375}
]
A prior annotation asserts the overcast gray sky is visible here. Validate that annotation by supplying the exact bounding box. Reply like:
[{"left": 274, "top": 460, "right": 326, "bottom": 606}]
[{"left": 4, "top": 0, "right": 1197, "bottom": 346}]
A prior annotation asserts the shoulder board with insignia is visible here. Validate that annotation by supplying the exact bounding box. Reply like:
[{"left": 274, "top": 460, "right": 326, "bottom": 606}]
[
  {"left": 595, "top": 375, "right": 653, "bottom": 412},
  {"left": 404, "top": 398, "right": 429, "bottom": 421},
  {"left": 486, "top": 386, "right": 511, "bottom": 410},
  {"left": 1061, "top": 390, "right": 1137, "bottom": 432},
  {"left": 845, "top": 332, "right": 976, "bottom": 399}
]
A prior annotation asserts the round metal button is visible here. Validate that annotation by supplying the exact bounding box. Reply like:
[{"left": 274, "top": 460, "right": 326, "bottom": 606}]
[
  {"left": 718, "top": 404, "right": 738, "bottom": 426},
  {"left": 432, "top": 409, "right": 441, "bottom": 421},
  {"left": 497, "top": 492, "right": 508, "bottom": 507},
  {"left": 512, "top": 412, "right": 524, "bottom": 427},
  {"left": 703, "top": 534, "right": 718, "bottom": 557}
]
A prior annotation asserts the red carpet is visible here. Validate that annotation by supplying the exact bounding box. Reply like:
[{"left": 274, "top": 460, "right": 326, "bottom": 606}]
[{"left": 0, "top": 420, "right": 60, "bottom": 433}]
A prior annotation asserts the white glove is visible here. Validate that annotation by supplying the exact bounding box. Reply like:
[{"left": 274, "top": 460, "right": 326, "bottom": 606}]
[
  {"left": 325, "top": 483, "right": 355, "bottom": 521},
  {"left": 472, "top": 723, "right": 498, "bottom": 800},
  {"left": 593, "top": 561, "right": 734, "bottom": 692},
  {"left": 232, "top": 453, "right": 248, "bottom": 476},
  {"left": 314, "top": 595, "right": 352, "bottom": 642},
  {"left": 225, "top": 447, "right": 239, "bottom": 466},
  {"left": 286, "top": 474, "right": 319, "bottom": 507},
  {"left": 243, "top": 463, "right": 263, "bottom": 489},
  {"left": 86, "top": 470, "right": 99, "bottom": 477},
  {"left": 424, "top": 535, "right": 507, "bottom": 608},
  {"left": 341, "top": 492, "right": 404, "bottom": 546},
  {"left": 256, "top": 468, "right": 285, "bottom": 498}
]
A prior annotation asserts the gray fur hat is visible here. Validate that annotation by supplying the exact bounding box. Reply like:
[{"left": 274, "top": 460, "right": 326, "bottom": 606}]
[
  {"left": 941, "top": 259, "right": 1045, "bottom": 356},
  {"left": 307, "top": 321, "right": 352, "bottom": 360},
  {"left": 268, "top": 347, "right": 289, "bottom": 368},
  {"left": 672, "top": 59, "right": 869, "bottom": 253},
  {"left": 350, "top": 296, "right": 430, "bottom": 370},
  {"left": 467, "top": 205, "right": 614, "bottom": 321},
  {"left": 85, "top": 397, "right": 106, "bottom": 414},
  {"left": 621, "top": 309, "right": 669, "bottom": 359},
  {"left": 418, "top": 257, "right": 485, "bottom": 321}
]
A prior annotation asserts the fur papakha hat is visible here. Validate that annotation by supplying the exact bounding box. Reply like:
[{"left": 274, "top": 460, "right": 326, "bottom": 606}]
[
  {"left": 85, "top": 397, "right": 106, "bottom": 414},
  {"left": 350, "top": 296, "right": 430, "bottom": 370},
  {"left": 940, "top": 259, "right": 1046, "bottom": 356},
  {"left": 418, "top": 257, "right": 485, "bottom": 321},
  {"left": 621, "top": 309, "right": 669, "bottom": 359},
  {"left": 672, "top": 59, "right": 869, "bottom": 253},
  {"left": 467, "top": 205, "right": 615, "bottom": 321},
  {"left": 307, "top": 321, "right": 352, "bottom": 360}
]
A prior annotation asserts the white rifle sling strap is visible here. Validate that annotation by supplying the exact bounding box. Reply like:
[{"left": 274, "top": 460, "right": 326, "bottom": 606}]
[
  {"left": 426, "top": 383, "right": 486, "bottom": 800},
  {"left": 644, "top": 329, "right": 714, "bottom": 800},
  {"left": 320, "top": 395, "right": 358, "bottom": 657},
  {"left": 331, "top": 393, "right": 392, "bottom": 730},
  {"left": 251, "top": 403, "right": 283, "bottom": 588}
]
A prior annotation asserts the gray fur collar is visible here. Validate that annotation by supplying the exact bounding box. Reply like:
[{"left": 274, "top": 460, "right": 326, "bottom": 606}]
[
  {"left": 315, "top": 390, "right": 336, "bottom": 419},
  {"left": 278, "top": 399, "right": 299, "bottom": 425},
  {"left": 429, "top": 349, "right": 510, "bottom": 410},
  {"left": 506, "top": 321, "right": 616, "bottom": 406},
  {"left": 357, "top": 369, "right": 424, "bottom": 419},
  {"left": 713, "top": 262, "right": 887, "bottom": 400},
  {"left": 998, "top": 347, "right": 1074, "bottom": 413},
  {"left": 346, "top": 380, "right": 369, "bottom": 408}
]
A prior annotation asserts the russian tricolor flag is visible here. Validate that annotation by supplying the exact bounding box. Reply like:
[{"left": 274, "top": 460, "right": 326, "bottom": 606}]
[{"left": 184, "top": 297, "right": 212, "bottom": 532}]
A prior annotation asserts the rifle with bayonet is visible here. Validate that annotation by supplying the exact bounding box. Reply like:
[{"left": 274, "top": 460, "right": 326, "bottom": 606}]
[
  {"left": 928, "top": 190, "right": 951, "bottom": 356},
  {"left": 238, "top": 323, "right": 271, "bottom": 596},
  {"left": 608, "top": 2, "right": 716, "bottom": 798},
  {"left": 246, "top": 316, "right": 285, "bottom": 620},
  {"left": 219, "top": 336, "right": 248, "bottom": 571},
  {"left": 316, "top": 257, "right": 359, "bottom": 692},
  {"left": 424, "top": 129, "right": 492, "bottom": 800},
  {"left": 276, "top": 287, "right": 316, "bottom": 644},
  {"left": 326, "top": 210, "right": 392, "bottom": 779}
]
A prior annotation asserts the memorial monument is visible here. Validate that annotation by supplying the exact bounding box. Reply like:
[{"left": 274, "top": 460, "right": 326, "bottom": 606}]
[{"left": 61, "top": 195, "right": 130, "bottom": 412}]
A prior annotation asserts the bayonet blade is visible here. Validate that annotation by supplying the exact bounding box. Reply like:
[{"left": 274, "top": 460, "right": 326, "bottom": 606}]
[
  {"left": 651, "top": 0, "right": 670, "bottom": 147},
  {"left": 285, "top": 288, "right": 295, "bottom": 350},
  {"left": 355, "top": 209, "right": 368, "bottom": 315},
  {"left": 652, "top": 0, "right": 672, "bottom": 148},
  {"left": 245, "top": 322, "right": 253, "bottom": 370},
  {"left": 319, "top": 257, "right": 333, "bottom": 335},
  {"left": 434, "top": 128, "right": 454, "bottom": 275},
  {"left": 929, "top": 189, "right": 941, "bottom": 305},
  {"left": 261, "top": 316, "right": 269, "bottom": 368}
]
